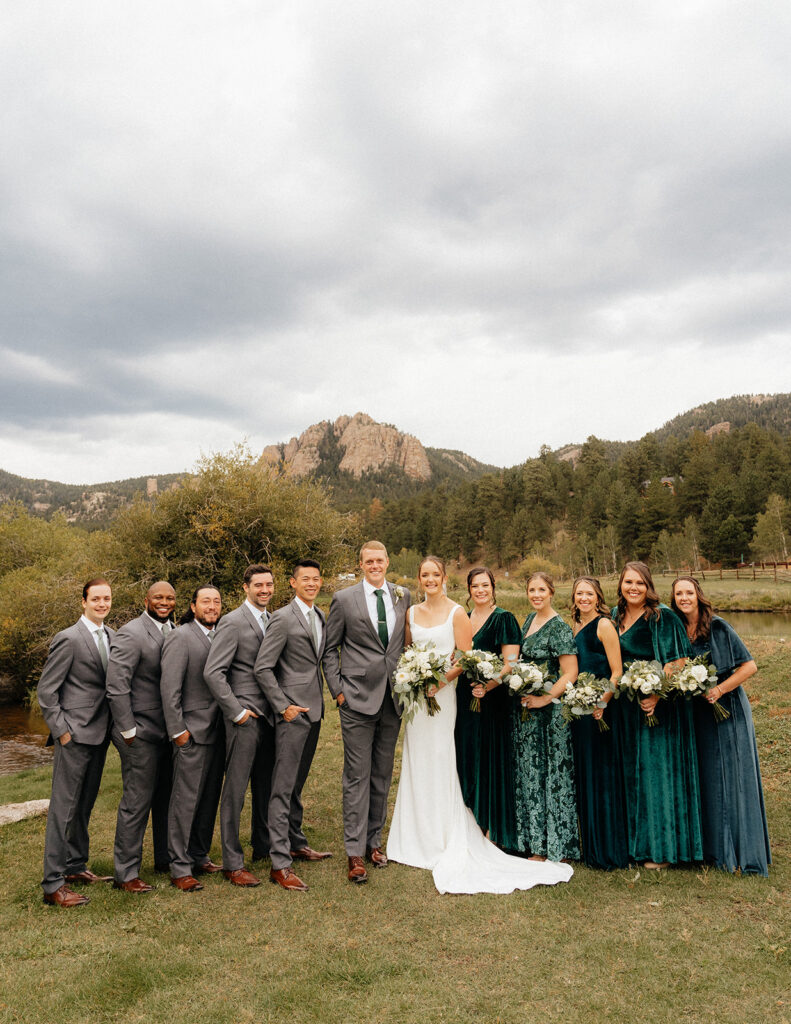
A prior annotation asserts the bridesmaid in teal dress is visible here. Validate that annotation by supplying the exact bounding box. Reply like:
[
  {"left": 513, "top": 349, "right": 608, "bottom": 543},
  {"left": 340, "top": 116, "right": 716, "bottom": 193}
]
[
  {"left": 455, "top": 568, "right": 521, "bottom": 848},
  {"left": 510, "top": 572, "right": 580, "bottom": 861},
  {"left": 613, "top": 562, "right": 702, "bottom": 868},
  {"left": 569, "top": 576, "right": 628, "bottom": 869},
  {"left": 671, "top": 576, "right": 771, "bottom": 875}
]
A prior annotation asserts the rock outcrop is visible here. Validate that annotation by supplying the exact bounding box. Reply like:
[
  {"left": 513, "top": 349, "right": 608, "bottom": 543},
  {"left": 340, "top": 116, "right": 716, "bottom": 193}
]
[{"left": 260, "top": 413, "right": 432, "bottom": 481}]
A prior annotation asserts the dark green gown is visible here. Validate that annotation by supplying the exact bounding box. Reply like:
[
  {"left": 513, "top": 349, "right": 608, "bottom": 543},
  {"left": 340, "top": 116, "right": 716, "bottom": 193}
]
[
  {"left": 455, "top": 607, "right": 521, "bottom": 848},
  {"left": 571, "top": 617, "right": 629, "bottom": 869},
  {"left": 691, "top": 618, "right": 771, "bottom": 875},
  {"left": 614, "top": 605, "right": 703, "bottom": 864},
  {"left": 509, "top": 613, "right": 580, "bottom": 861}
]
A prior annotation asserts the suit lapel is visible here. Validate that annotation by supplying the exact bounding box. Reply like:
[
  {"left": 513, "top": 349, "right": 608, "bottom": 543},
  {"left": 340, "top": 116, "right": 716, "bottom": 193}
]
[
  {"left": 77, "top": 620, "right": 104, "bottom": 673},
  {"left": 240, "top": 603, "right": 264, "bottom": 638},
  {"left": 354, "top": 584, "right": 382, "bottom": 646},
  {"left": 189, "top": 619, "right": 211, "bottom": 650},
  {"left": 141, "top": 612, "right": 166, "bottom": 648}
]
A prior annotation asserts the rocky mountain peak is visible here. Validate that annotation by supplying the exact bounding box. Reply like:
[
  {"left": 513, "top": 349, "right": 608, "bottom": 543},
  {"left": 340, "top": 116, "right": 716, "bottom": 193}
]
[{"left": 260, "top": 412, "right": 432, "bottom": 481}]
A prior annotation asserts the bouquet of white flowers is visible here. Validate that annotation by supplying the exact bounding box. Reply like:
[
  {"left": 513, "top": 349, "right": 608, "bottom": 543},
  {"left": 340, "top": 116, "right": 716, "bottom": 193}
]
[
  {"left": 504, "top": 660, "right": 552, "bottom": 722},
  {"left": 392, "top": 642, "right": 453, "bottom": 724},
  {"left": 670, "top": 655, "right": 730, "bottom": 722},
  {"left": 559, "top": 672, "right": 617, "bottom": 732},
  {"left": 619, "top": 659, "right": 671, "bottom": 727},
  {"left": 455, "top": 648, "right": 504, "bottom": 712}
]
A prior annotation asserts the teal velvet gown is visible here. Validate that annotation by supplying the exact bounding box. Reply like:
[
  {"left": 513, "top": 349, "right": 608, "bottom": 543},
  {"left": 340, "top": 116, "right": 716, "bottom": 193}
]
[
  {"left": 691, "top": 618, "right": 771, "bottom": 875},
  {"left": 509, "top": 613, "right": 581, "bottom": 861},
  {"left": 455, "top": 607, "right": 521, "bottom": 848},
  {"left": 614, "top": 605, "right": 703, "bottom": 865},
  {"left": 571, "top": 617, "right": 629, "bottom": 869}
]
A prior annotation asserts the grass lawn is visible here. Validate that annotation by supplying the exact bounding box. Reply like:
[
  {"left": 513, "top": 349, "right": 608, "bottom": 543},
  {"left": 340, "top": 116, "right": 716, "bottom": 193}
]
[{"left": 1, "top": 636, "right": 789, "bottom": 1024}]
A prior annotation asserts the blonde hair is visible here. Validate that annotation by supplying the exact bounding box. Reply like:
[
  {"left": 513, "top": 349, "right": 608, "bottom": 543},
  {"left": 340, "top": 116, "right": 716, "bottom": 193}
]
[{"left": 359, "top": 540, "right": 388, "bottom": 560}]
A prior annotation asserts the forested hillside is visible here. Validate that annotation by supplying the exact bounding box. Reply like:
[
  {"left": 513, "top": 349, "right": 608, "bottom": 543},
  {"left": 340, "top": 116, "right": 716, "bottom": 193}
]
[{"left": 367, "top": 423, "right": 791, "bottom": 574}]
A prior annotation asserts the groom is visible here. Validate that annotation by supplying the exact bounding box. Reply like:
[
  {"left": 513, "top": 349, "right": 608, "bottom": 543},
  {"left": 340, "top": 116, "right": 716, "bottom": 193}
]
[{"left": 322, "top": 541, "right": 410, "bottom": 884}]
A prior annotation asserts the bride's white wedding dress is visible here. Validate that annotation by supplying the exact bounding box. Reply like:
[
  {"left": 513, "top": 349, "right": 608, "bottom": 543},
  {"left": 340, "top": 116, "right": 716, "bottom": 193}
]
[{"left": 387, "top": 605, "right": 574, "bottom": 894}]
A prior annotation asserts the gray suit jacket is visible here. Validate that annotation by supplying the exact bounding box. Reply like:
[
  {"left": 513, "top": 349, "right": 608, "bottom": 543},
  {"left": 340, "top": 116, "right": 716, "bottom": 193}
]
[
  {"left": 322, "top": 582, "right": 410, "bottom": 715},
  {"left": 203, "top": 603, "right": 268, "bottom": 721},
  {"left": 254, "top": 601, "right": 326, "bottom": 726},
  {"left": 106, "top": 612, "right": 170, "bottom": 742},
  {"left": 38, "top": 620, "right": 115, "bottom": 745},
  {"left": 160, "top": 620, "right": 220, "bottom": 744}
]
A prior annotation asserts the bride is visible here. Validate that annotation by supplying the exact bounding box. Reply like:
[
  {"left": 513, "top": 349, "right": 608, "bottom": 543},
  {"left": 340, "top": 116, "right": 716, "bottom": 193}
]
[{"left": 387, "top": 555, "right": 573, "bottom": 894}]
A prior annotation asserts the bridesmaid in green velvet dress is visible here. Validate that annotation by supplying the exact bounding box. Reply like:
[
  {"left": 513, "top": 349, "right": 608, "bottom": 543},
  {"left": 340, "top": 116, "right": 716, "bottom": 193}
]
[
  {"left": 613, "top": 561, "right": 702, "bottom": 868},
  {"left": 569, "top": 576, "right": 628, "bottom": 869},
  {"left": 454, "top": 568, "right": 521, "bottom": 848},
  {"left": 671, "top": 576, "right": 770, "bottom": 875},
  {"left": 510, "top": 572, "right": 580, "bottom": 861}
]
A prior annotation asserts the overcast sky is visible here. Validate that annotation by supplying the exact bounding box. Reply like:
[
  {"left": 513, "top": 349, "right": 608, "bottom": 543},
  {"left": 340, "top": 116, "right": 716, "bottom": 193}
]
[{"left": 2, "top": 1, "right": 790, "bottom": 483}]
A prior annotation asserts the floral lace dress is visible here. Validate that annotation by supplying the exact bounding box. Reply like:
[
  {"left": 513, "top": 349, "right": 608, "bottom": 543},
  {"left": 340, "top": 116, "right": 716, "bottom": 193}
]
[{"left": 509, "top": 613, "right": 580, "bottom": 861}]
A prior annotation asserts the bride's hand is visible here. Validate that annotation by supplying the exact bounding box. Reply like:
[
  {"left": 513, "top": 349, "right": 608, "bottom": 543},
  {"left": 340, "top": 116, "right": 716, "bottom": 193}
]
[
  {"left": 427, "top": 683, "right": 438, "bottom": 697},
  {"left": 472, "top": 683, "right": 486, "bottom": 699}
]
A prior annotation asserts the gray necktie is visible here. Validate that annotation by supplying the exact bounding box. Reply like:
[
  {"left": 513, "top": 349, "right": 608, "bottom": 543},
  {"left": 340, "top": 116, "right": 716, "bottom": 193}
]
[
  {"left": 95, "top": 627, "right": 108, "bottom": 671},
  {"left": 161, "top": 622, "right": 170, "bottom": 637},
  {"left": 307, "top": 608, "right": 319, "bottom": 652}
]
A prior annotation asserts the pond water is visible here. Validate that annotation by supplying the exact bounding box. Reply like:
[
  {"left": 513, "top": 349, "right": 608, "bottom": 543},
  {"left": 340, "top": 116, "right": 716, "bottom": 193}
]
[
  {"left": 0, "top": 704, "right": 52, "bottom": 777},
  {"left": 717, "top": 611, "right": 791, "bottom": 638}
]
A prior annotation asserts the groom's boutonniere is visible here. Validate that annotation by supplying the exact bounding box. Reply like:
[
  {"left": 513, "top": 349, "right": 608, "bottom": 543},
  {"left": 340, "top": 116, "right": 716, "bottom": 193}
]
[{"left": 393, "top": 586, "right": 405, "bottom": 605}]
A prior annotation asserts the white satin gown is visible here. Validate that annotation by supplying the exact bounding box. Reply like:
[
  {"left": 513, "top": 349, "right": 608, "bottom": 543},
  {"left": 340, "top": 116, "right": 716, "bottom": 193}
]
[{"left": 387, "top": 605, "right": 574, "bottom": 894}]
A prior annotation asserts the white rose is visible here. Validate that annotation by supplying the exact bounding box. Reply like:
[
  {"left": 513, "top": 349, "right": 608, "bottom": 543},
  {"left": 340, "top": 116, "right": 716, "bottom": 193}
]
[
  {"left": 690, "top": 665, "right": 708, "bottom": 683},
  {"left": 640, "top": 680, "right": 655, "bottom": 694}
]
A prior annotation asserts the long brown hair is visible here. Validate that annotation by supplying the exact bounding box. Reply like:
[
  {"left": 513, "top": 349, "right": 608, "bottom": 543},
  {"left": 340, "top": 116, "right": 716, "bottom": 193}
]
[
  {"left": 615, "top": 561, "right": 661, "bottom": 626},
  {"left": 670, "top": 575, "right": 714, "bottom": 641},
  {"left": 570, "top": 576, "right": 609, "bottom": 623}
]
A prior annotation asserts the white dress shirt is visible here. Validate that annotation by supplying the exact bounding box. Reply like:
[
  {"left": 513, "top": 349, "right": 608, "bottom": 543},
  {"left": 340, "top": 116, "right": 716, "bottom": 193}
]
[{"left": 293, "top": 595, "right": 322, "bottom": 648}]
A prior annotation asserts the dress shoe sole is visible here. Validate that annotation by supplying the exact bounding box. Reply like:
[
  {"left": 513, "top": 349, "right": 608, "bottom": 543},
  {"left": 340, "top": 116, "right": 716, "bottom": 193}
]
[
  {"left": 65, "top": 875, "right": 112, "bottom": 884},
  {"left": 269, "top": 878, "right": 309, "bottom": 892},
  {"left": 43, "top": 897, "right": 89, "bottom": 907},
  {"left": 170, "top": 881, "right": 203, "bottom": 892},
  {"left": 366, "top": 859, "right": 388, "bottom": 869},
  {"left": 348, "top": 874, "right": 368, "bottom": 884},
  {"left": 112, "top": 882, "right": 153, "bottom": 893},
  {"left": 226, "top": 879, "right": 260, "bottom": 887}
]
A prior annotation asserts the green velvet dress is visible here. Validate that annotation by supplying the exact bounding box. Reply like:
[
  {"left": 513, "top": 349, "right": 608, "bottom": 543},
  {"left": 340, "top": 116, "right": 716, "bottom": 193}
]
[
  {"left": 455, "top": 607, "right": 521, "bottom": 848},
  {"left": 614, "top": 605, "right": 703, "bottom": 865},
  {"left": 510, "top": 613, "right": 581, "bottom": 861},
  {"left": 571, "top": 617, "right": 629, "bottom": 869}
]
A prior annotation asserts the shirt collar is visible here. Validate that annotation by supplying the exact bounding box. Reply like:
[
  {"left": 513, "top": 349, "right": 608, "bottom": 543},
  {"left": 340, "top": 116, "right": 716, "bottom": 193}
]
[
  {"left": 293, "top": 595, "right": 314, "bottom": 616},
  {"left": 363, "top": 578, "right": 389, "bottom": 598},
  {"left": 195, "top": 620, "right": 214, "bottom": 637},
  {"left": 80, "top": 615, "right": 104, "bottom": 634},
  {"left": 245, "top": 599, "right": 269, "bottom": 622}
]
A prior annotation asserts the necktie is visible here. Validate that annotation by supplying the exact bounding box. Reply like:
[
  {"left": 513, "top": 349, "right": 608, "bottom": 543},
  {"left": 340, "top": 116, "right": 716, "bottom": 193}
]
[
  {"left": 374, "top": 589, "right": 389, "bottom": 648},
  {"left": 161, "top": 622, "right": 170, "bottom": 638},
  {"left": 95, "top": 627, "right": 108, "bottom": 671},
  {"left": 307, "top": 608, "right": 319, "bottom": 652}
]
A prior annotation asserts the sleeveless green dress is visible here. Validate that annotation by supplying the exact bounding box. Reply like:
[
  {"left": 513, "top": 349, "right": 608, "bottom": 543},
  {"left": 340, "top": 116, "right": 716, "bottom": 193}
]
[
  {"left": 614, "top": 606, "right": 703, "bottom": 864},
  {"left": 509, "top": 613, "right": 580, "bottom": 861},
  {"left": 455, "top": 607, "right": 521, "bottom": 848},
  {"left": 571, "top": 617, "right": 629, "bottom": 869}
]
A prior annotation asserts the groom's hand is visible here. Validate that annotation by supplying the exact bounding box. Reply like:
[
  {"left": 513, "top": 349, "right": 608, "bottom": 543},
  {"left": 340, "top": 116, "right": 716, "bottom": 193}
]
[{"left": 336, "top": 693, "right": 346, "bottom": 707}]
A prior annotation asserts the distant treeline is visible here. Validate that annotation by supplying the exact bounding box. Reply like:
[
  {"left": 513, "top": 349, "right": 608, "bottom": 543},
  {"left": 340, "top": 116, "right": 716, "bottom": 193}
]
[{"left": 365, "top": 424, "right": 791, "bottom": 577}]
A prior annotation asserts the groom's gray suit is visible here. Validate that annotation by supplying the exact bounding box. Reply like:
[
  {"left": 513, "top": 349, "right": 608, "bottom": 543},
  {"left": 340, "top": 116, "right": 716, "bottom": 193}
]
[
  {"left": 322, "top": 581, "right": 410, "bottom": 856},
  {"left": 254, "top": 600, "right": 326, "bottom": 871},
  {"left": 38, "top": 619, "right": 114, "bottom": 895}
]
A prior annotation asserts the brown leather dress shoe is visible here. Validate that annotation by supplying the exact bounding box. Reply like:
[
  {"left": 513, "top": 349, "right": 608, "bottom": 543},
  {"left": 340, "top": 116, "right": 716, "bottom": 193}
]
[
  {"left": 43, "top": 885, "right": 89, "bottom": 907},
  {"left": 290, "top": 846, "right": 333, "bottom": 861},
  {"left": 170, "top": 875, "right": 204, "bottom": 892},
  {"left": 65, "top": 869, "right": 113, "bottom": 884},
  {"left": 270, "top": 867, "right": 308, "bottom": 891},
  {"left": 365, "top": 847, "right": 388, "bottom": 868},
  {"left": 113, "top": 877, "right": 154, "bottom": 893},
  {"left": 193, "top": 859, "right": 222, "bottom": 875},
  {"left": 222, "top": 868, "right": 260, "bottom": 887},
  {"left": 347, "top": 856, "right": 368, "bottom": 884}
]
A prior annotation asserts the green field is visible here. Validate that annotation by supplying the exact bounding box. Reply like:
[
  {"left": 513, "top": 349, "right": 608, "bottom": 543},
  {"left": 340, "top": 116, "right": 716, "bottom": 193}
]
[{"left": 1, "top": 636, "right": 789, "bottom": 1024}]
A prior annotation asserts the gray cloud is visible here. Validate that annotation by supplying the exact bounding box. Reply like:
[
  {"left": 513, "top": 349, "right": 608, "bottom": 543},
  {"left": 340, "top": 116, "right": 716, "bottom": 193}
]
[{"left": 1, "top": 1, "right": 790, "bottom": 477}]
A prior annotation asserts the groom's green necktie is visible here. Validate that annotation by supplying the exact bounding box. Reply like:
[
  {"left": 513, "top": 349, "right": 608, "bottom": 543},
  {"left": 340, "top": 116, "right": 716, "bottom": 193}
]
[{"left": 374, "top": 588, "right": 389, "bottom": 648}]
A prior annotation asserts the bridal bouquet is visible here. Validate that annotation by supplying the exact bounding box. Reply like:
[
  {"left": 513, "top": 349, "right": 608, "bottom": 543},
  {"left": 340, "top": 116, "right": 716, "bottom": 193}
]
[
  {"left": 559, "top": 672, "right": 617, "bottom": 732},
  {"left": 392, "top": 642, "right": 452, "bottom": 724},
  {"left": 670, "top": 655, "right": 730, "bottom": 722},
  {"left": 455, "top": 648, "right": 504, "bottom": 712},
  {"left": 504, "top": 660, "right": 551, "bottom": 722},
  {"left": 619, "top": 659, "right": 671, "bottom": 727}
]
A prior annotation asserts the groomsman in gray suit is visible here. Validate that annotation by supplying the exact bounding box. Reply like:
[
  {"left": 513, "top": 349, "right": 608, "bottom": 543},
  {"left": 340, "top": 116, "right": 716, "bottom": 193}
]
[
  {"left": 38, "top": 578, "right": 115, "bottom": 907},
  {"left": 323, "top": 541, "right": 410, "bottom": 884},
  {"left": 106, "top": 581, "right": 176, "bottom": 893},
  {"left": 255, "top": 559, "right": 331, "bottom": 892},
  {"left": 203, "top": 564, "right": 275, "bottom": 887},
  {"left": 160, "top": 585, "right": 224, "bottom": 892}
]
